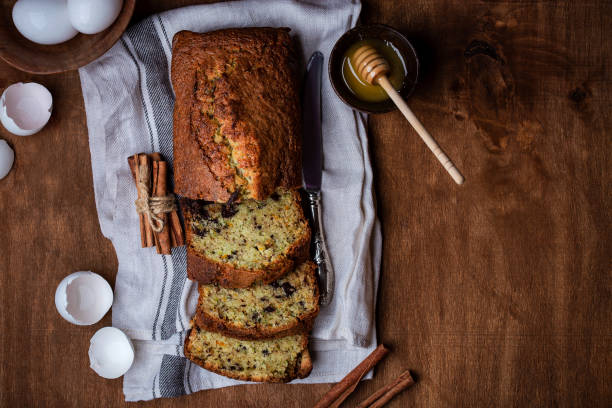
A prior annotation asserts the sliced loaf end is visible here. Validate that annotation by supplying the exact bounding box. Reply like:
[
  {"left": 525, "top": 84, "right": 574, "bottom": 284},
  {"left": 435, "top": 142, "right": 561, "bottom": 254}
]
[{"left": 184, "top": 326, "right": 312, "bottom": 382}]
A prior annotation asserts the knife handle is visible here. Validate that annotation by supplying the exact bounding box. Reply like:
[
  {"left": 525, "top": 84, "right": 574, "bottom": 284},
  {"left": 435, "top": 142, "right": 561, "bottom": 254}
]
[{"left": 306, "top": 190, "right": 334, "bottom": 306}]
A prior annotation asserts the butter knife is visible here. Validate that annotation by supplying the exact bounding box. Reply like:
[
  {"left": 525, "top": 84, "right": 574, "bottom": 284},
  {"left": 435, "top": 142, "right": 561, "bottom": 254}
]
[{"left": 302, "top": 51, "right": 334, "bottom": 306}]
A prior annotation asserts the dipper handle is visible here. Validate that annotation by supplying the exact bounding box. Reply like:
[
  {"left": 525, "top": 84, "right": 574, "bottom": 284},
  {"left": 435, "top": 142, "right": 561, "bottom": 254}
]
[{"left": 352, "top": 45, "right": 464, "bottom": 185}]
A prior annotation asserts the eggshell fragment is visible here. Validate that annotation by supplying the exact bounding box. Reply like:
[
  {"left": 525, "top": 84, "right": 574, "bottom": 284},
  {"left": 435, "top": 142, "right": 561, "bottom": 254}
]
[
  {"left": 54, "top": 271, "right": 113, "bottom": 326},
  {"left": 12, "top": 0, "right": 78, "bottom": 45},
  {"left": 0, "top": 83, "right": 52, "bottom": 136},
  {"left": 0, "top": 140, "right": 14, "bottom": 180},
  {"left": 88, "top": 327, "right": 135, "bottom": 379},
  {"left": 67, "top": 0, "right": 123, "bottom": 35}
]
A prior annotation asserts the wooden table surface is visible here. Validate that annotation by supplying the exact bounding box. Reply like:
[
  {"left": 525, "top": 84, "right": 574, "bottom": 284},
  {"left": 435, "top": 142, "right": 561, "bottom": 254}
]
[{"left": 1, "top": 0, "right": 610, "bottom": 406}]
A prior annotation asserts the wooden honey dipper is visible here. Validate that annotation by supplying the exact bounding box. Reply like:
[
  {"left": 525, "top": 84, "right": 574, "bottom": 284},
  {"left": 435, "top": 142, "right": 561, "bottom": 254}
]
[{"left": 352, "top": 45, "right": 465, "bottom": 185}]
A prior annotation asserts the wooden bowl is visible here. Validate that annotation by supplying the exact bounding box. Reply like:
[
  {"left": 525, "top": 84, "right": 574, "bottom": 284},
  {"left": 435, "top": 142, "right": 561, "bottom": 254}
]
[
  {"left": 329, "top": 24, "right": 419, "bottom": 114},
  {"left": 0, "top": 0, "right": 135, "bottom": 74}
]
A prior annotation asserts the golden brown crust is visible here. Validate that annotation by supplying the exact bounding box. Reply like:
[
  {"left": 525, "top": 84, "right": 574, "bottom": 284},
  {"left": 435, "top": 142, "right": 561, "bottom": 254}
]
[
  {"left": 193, "top": 312, "right": 313, "bottom": 340},
  {"left": 183, "top": 329, "right": 312, "bottom": 383},
  {"left": 172, "top": 28, "right": 301, "bottom": 202},
  {"left": 194, "top": 262, "right": 320, "bottom": 339},
  {"left": 296, "top": 348, "right": 313, "bottom": 378}
]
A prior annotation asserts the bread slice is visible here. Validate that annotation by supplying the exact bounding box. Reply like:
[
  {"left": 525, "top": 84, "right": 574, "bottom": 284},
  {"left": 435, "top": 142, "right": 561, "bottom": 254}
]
[
  {"left": 184, "top": 327, "right": 312, "bottom": 382},
  {"left": 195, "top": 261, "right": 319, "bottom": 339},
  {"left": 182, "top": 188, "right": 311, "bottom": 288}
]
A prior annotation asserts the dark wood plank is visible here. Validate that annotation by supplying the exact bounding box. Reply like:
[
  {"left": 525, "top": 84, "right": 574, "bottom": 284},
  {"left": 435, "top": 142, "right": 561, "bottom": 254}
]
[
  {"left": 0, "top": 1, "right": 610, "bottom": 407},
  {"left": 362, "top": 1, "right": 611, "bottom": 407}
]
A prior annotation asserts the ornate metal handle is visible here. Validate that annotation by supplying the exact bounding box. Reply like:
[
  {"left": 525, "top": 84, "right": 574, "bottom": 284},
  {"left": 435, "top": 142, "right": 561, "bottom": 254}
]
[{"left": 306, "top": 190, "right": 334, "bottom": 305}]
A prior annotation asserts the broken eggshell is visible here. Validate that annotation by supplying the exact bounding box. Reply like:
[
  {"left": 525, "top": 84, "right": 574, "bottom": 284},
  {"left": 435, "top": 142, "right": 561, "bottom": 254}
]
[
  {"left": 88, "top": 327, "right": 134, "bottom": 379},
  {"left": 0, "top": 82, "right": 52, "bottom": 136},
  {"left": 0, "top": 140, "right": 14, "bottom": 179},
  {"left": 54, "top": 271, "right": 113, "bottom": 326}
]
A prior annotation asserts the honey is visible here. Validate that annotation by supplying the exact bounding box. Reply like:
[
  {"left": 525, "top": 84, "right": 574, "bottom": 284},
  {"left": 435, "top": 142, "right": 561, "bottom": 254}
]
[{"left": 342, "top": 39, "right": 406, "bottom": 102}]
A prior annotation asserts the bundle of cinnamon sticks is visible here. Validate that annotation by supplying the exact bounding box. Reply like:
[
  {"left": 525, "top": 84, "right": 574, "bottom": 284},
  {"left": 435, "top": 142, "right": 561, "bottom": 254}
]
[
  {"left": 313, "top": 344, "right": 415, "bottom": 408},
  {"left": 127, "top": 153, "right": 184, "bottom": 255}
]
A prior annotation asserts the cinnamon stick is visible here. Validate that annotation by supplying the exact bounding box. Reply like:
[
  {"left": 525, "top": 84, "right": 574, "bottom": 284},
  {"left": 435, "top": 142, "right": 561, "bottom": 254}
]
[
  {"left": 138, "top": 154, "right": 155, "bottom": 247},
  {"left": 357, "top": 370, "right": 415, "bottom": 408},
  {"left": 169, "top": 210, "right": 184, "bottom": 246},
  {"left": 150, "top": 153, "right": 183, "bottom": 250},
  {"left": 127, "top": 155, "right": 147, "bottom": 247},
  {"left": 151, "top": 159, "right": 162, "bottom": 253},
  {"left": 155, "top": 160, "right": 173, "bottom": 255},
  {"left": 313, "top": 344, "right": 389, "bottom": 408},
  {"left": 170, "top": 227, "right": 178, "bottom": 247}
]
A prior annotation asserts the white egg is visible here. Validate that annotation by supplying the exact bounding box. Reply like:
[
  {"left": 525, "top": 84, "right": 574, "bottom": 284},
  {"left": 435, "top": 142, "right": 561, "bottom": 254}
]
[
  {"left": 12, "top": 0, "right": 78, "bottom": 45},
  {"left": 54, "top": 271, "right": 113, "bottom": 326},
  {"left": 0, "top": 140, "right": 15, "bottom": 180},
  {"left": 67, "top": 0, "right": 123, "bottom": 35},
  {"left": 89, "top": 327, "right": 134, "bottom": 379},
  {"left": 0, "top": 82, "right": 52, "bottom": 136}
]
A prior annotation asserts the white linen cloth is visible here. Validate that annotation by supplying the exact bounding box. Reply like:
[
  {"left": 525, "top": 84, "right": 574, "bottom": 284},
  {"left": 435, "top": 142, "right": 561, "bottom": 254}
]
[{"left": 79, "top": 0, "right": 381, "bottom": 401}]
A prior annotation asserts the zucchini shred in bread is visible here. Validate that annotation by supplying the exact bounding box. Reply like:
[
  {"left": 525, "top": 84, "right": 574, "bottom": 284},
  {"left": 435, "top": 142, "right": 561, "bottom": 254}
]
[
  {"left": 182, "top": 188, "right": 311, "bottom": 288},
  {"left": 195, "top": 262, "right": 319, "bottom": 339},
  {"left": 171, "top": 28, "right": 302, "bottom": 203},
  {"left": 184, "top": 327, "right": 312, "bottom": 382}
]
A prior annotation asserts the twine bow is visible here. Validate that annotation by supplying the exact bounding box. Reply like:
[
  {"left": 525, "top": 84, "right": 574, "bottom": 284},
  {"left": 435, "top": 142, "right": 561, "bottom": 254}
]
[{"left": 135, "top": 159, "right": 177, "bottom": 233}]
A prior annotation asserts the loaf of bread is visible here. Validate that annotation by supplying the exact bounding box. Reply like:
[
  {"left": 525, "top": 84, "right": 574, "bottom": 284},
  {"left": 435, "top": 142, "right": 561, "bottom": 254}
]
[
  {"left": 184, "top": 326, "right": 312, "bottom": 382},
  {"left": 182, "top": 188, "right": 311, "bottom": 288},
  {"left": 195, "top": 261, "right": 319, "bottom": 339},
  {"left": 171, "top": 28, "right": 302, "bottom": 203},
  {"left": 173, "top": 27, "right": 318, "bottom": 385}
]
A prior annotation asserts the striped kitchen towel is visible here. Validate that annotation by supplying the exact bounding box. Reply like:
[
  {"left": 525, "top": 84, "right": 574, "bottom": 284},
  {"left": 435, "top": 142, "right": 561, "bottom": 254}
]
[{"left": 79, "top": 0, "right": 381, "bottom": 401}]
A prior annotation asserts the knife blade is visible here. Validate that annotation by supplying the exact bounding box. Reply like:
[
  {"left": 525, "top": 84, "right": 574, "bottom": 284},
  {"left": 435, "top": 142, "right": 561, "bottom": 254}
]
[
  {"left": 302, "top": 52, "right": 323, "bottom": 191},
  {"left": 302, "top": 51, "right": 334, "bottom": 306}
]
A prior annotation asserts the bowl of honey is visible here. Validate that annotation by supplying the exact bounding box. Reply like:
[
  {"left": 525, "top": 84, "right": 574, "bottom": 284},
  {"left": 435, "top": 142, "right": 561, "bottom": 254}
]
[{"left": 329, "top": 24, "right": 419, "bottom": 113}]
